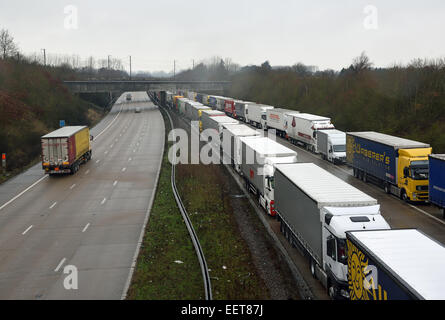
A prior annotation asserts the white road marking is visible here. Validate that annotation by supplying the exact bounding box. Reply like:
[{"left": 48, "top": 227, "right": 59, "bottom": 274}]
[
  {"left": 122, "top": 167, "right": 127, "bottom": 172},
  {"left": 96, "top": 160, "right": 100, "bottom": 164},
  {"left": 110, "top": 144, "right": 114, "bottom": 148},
  {"left": 54, "top": 258, "right": 66, "bottom": 272},
  {"left": 82, "top": 223, "right": 90, "bottom": 233},
  {"left": 70, "top": 184, "right": 76, "bottom": 190},
  {"left": 85, "top": 169, "right": 90, "bottom": 175},
  {"left": 0, "top": 175, "right": 48, "bottom": 211},
  {"left": 113, "top": 180, "right": 118, "bottom": 187},
  {"left": 93, "top": 105, "right": 123, "bottom": 141},
  {"left": 128, "top": 158, "right": 132, "bottom": 162},
  {"left": 49, "top": 202, "right": 57, "bottom": 209},
  {"left": 104, "top": 151, "right": 109, "bottom": 155},
  {"left": 0, "top": 100, "right": 124, "bottom": 212},
  {"left": 409, "top": 204, "right": 445, "bottom": 226},
  {"left": 101, "top": 198, "right": 107, "bottom": 205},
  {"left": 22, "top": 225, "right": 33, "bottom": 235}
]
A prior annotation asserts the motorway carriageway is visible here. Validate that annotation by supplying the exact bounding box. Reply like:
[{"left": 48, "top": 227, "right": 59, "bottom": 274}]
[{"left": 0, "top": 92, "right": 164, "bottom": 299}]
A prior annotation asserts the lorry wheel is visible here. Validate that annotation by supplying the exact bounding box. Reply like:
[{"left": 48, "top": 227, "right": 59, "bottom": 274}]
[
  {"left": 328, "top": 285, "right": 337, "bottom": 300},
  {"left": 384, "top": 183, "right": 390, "bottom": 194},
  {"left": 310, "top": 259, "right": 317, "bottom": 279},
  {"left": 401, "top": 190, "right": 409, "bottom": 202},
  {"left": 362, "top": 173, "right": 367, "bottom": 183},
  {"left": 441, "top": 208, "right": 445, "bottom": 219}
]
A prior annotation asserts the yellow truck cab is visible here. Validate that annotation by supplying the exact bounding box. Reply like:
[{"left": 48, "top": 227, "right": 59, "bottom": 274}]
[
  {"left": 398, "top": 148, "right": 432, "bottom": 202},
  {"left": 347, "top": 132, "right": 431, "bottom": 203}
]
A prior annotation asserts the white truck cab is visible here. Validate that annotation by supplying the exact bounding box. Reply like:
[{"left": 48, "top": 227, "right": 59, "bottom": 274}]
[
  {"left": 317, "top": 129, "right": 346, "bottom": 164},
  {"left": 320, "top": 206, "right": 390, "bottom": 299}
]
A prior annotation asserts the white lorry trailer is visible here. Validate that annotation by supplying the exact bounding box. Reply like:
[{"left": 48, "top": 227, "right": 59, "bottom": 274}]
[
  {"left": 285, "top": 113, "right": 335, "bottom": 153},
  {"left": 247, "top": 104, "right": 274, "bottom": 129},
  {"left": 201, "top": 115, "right": 239, "bottom": 134},
  {"left": 317, "top": 129, "right": 346, "bottom": 164},
  {"left": 221, "top": 123, "right": 261, "bottom": 167},
  {"left": 274, "top": 163, "right": 390, "bottom": 299},
  {"left": 347, "top": 229, "right": 445, "bottom": 300},
  {"left": 215, "top": 96, "right": 228, "bottom": 111},
  {"left": 185, "top": 100, "right": 204, "bottom": 120},
  {"left": 266, "top": 108, "right": 299, "bottom": 138},
  {"left": 239, "top": 136, "right": 297, "bottom": 216},
  {"left": 234, "top": 101, "right": 254, "bottom": 123}
]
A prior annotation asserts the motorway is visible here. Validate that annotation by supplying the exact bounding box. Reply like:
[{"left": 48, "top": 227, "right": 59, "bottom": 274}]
[
  {"left": 165, "top": 103, "right": 445, "bottom": 299},
  {"left": 0, "top": 92, "right": 164, "bottom": 299},
  {"left": 273, "top": 137, "right": 445, "bottom": 243}
]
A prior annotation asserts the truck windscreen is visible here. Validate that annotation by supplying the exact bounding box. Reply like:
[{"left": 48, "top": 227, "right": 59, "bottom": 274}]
[
  {"left": 333, "top": 145, "right": 346, "bottom": 152},
  {"left": 410, "top": 160, "right": 429, "bottom": 180}
]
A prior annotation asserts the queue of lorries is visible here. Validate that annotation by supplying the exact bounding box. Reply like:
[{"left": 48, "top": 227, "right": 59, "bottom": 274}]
[{"left": 151, "top": 90, "right": 445, "bottom": 300}]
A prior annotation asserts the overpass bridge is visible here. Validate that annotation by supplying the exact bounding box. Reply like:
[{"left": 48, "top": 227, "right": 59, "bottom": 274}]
[{"left": 64, "top": 80, "right": 231, "bottom": 95}]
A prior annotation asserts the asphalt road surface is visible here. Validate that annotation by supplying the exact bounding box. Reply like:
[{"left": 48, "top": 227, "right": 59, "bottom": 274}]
[{"left": 0, "top": 92, "right": 164, "bottom": 299}]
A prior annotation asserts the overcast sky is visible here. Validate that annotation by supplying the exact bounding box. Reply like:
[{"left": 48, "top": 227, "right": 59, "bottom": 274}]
[{"left": 1, "top": 0, "right": 444, "bottom": 73}]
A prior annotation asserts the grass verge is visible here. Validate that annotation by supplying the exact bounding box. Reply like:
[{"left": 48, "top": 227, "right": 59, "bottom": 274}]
[
  {"left": 177, "top": 164, "right": 270, "bottom": 299},
  {"left": 126, "top": 108, "right": 203, "bottom": 300}
]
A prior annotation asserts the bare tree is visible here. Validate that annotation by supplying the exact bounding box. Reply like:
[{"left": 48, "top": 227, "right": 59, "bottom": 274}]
[
  {"left": 0, "top": 29, "right": 18, "bottom": 59},
  {"left": 352, "top": 51, "right": 373, "bottom": 72}
]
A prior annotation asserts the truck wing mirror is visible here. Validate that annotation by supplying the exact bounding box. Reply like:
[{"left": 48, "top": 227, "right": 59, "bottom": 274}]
[{"left": 403, "top": 167, "right": 409, "bottom": 178}]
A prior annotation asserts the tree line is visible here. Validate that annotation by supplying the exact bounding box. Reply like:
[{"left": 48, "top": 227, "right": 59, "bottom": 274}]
[
  {"left": 0, "top": 29, "right": 105, "bottom": 174},
  {"left": 228, "top": 54, "right": 445, "bottom": 153}
]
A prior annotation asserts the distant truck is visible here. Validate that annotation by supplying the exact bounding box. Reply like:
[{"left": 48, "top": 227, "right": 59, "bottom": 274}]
[
  {"left": 201, "top": 115, "right": 238, "bottom": 135},
  {"left": 239, "top": 136, "right": 297, "bottom": 216},
  {"left": 185, "top": 100, "right": 204, "bottom": 120},
  {"left": 207, "top": 96, "right": 218, "bottom": 109},
  {"left": 126, "top": 93, "right": 132, "bottom": 101},
  {"left": 224, "top": 99, "right": 236, "bottom": 117},
  {"left": 347, "top": 131, "right": 432, "bottom": 202},
  {"left": 275, "top": 163, "right": 390, "bottom": 299},
  {"left": 285, "top": 113, "right": 335, "bottom": 153},
  {"left": 346, "top": 229, "right": 445, "bottom": 300},
  {"left": 41, "top": 126, "right": 92, "bottom": 175},
  {"left": 429, "top": 154, "right": 445, "bottom": 218},
  {"left": 247, "top": 104, "right": 274, "bottom": 129},
  {"left": 317, "top": 129, "right": 346, "bottom": 164},
  {"left": 221, "top": 123, "right": 261, "bottom": 168},
  {"left": 234, "top": 101, "right": 253, "bottom": 123},
  {"left": 215, "top": 96, "right": 227, "bottom": 111},
  {"left": 266, "top": 108, "right": 299, "bottom": 138}
]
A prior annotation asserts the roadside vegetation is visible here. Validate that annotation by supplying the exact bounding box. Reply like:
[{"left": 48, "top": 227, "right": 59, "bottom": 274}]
[
  {"left": 127, "top": 110, "right": 203, "bottom": 300},
  {"left": 0, "top": 28, "right": 107, "bottom": 180},
  {"left": 228, "top": 54, "right": 445, "bottom": 153},
  {"left": 176, "top": 163, "right": 270, "bottom": 300},
  {"left": 173, "top": 52, "right": 445, "bottom": 153}
]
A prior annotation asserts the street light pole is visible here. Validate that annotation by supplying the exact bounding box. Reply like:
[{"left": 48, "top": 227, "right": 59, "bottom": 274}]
[
  {"left": 41, "top": 49, "right": 46, "bottom": 66},
  {"left": 129, "top": 55, "right": 132, "bottom": 80}
]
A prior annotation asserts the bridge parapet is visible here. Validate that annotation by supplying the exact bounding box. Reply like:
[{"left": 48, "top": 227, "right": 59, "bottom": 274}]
[{"left": 64, "top": 80, "right": 230, "bottom": 94}]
